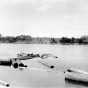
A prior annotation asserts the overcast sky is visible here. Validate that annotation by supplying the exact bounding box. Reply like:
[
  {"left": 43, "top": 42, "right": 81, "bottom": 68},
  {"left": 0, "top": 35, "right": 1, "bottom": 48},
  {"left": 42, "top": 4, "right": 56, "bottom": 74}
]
[{"left": 0, "top": 0, "right": 88, "bottom": 37}]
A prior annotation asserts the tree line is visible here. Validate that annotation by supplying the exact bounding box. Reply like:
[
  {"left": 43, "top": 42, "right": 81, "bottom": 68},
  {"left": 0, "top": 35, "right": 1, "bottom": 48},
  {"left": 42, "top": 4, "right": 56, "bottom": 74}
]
[{"left": 0, "top": 34, "right": 88, "bottom": 45}]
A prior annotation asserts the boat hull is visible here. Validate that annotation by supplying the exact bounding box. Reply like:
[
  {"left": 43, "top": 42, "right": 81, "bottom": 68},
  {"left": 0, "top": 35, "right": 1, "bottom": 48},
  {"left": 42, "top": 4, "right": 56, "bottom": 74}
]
[{"left": 65, "top": 68, "right": 88, "bottom": 85}]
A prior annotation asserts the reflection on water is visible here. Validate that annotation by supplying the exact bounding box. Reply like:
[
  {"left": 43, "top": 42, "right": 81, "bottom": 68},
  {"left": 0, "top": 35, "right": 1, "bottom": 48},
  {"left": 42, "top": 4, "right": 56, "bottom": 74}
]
[
  {"left": 0, "top": 44, "right": 87, "bottom": 88},
  {"left": 65, "top": 78, "right": 88, "bottom": 88},
  {"left": 0, "top": 66, "right": 65, "bottom": 88},
  {"left": 65, "top": 80, "right": 88, "bottom": 88}
]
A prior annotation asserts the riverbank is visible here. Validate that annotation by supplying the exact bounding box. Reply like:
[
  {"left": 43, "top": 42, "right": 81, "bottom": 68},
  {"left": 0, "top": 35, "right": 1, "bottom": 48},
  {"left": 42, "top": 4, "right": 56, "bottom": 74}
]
[{"left": 0, "top": 34, "right": 88, "bottom": 45}]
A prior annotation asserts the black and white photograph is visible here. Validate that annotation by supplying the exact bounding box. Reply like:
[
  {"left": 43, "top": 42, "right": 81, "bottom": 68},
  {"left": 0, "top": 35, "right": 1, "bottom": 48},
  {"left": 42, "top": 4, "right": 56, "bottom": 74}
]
[{"left": 0, "top": 0, "right": 88, "bottom": 88}]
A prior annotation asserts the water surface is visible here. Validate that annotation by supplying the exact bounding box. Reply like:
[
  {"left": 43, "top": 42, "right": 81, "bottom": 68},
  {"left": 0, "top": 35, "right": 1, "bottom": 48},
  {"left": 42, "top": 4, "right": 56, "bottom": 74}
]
[{"left": 0, "top": 44, "right": 87, "bottom": 88}]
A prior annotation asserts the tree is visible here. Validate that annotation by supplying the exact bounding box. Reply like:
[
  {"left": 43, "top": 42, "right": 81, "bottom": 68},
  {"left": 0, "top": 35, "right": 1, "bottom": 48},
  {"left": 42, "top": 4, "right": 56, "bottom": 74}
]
[
  {"left": 16, "top": 35, "right": 32, "bottom": 41},
  {"left": 50, "top": 38, "right": 57, "bottom": 44}
]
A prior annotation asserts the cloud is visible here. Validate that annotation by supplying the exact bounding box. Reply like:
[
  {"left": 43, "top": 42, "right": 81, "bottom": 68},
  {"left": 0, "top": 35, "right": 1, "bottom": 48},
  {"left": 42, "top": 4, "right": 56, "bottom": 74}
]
[
  {"left": 36, "top": 4, "right": 51, "bottom": 12},
  {"left": 6, "top": 0, "right": 87, "bottom": 14},
  {"left": 35, "top": 0, "right": 64, "bottom": 12},
  {"left": 2, "top": 0, "right": 88, "bottom": 18},
  {"left": 34, "top": 0, "right": 80, "bottom": 14},
  {"left": 7, "top": 0, "right": 61, "bottom": 13}
]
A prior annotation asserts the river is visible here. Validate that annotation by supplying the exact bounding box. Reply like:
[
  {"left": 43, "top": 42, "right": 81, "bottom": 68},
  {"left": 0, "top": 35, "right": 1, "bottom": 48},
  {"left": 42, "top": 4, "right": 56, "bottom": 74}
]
[{"left": 0, "top": 44, "right": 87, "bottom": 88}]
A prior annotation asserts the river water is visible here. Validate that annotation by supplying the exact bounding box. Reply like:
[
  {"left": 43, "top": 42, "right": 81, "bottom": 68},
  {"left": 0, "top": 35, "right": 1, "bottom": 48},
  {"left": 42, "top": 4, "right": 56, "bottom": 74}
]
[{"left": 0, "top": 44, "right": 88, "bottom": 88}]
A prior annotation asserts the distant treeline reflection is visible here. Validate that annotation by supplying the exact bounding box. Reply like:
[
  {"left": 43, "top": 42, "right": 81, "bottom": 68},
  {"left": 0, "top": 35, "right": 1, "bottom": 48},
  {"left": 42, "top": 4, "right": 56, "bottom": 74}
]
[{"left": 0, "top": 34, "right": 88, "bottom": 45}]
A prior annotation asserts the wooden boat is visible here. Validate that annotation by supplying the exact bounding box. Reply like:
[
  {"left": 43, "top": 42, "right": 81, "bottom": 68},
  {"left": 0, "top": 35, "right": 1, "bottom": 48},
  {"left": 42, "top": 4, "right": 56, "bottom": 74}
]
[
  {"left": 65, "top": 68, "right": 88, "bottom": 85},
  {"left": 17, "top": 53, "right": 40, "bottom": 59}
]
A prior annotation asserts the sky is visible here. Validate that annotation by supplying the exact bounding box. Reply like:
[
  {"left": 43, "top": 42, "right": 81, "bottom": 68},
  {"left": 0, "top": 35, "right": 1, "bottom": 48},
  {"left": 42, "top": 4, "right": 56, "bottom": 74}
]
[{"left": 0, "top": 0, "right": 88, "bottom": 37}]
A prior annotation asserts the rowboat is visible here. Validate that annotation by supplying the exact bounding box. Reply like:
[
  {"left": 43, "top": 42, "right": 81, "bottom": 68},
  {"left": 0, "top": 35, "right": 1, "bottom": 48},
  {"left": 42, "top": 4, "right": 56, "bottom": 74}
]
[{"left": 65, "top": 68, "right": 88, "bottom": 85}]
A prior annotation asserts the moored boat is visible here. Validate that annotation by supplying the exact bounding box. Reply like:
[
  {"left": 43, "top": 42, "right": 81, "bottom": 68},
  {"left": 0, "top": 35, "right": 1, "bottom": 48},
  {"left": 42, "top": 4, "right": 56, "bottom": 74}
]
[{"left": 65, "top": 68, "right": 88, "bottom": 85}]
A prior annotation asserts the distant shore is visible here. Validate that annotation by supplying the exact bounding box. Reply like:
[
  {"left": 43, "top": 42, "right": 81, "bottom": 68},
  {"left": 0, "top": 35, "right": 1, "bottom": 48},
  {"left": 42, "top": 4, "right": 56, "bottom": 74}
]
[{"left": 0, "top": 34, "right": 88, "bottom": 45}]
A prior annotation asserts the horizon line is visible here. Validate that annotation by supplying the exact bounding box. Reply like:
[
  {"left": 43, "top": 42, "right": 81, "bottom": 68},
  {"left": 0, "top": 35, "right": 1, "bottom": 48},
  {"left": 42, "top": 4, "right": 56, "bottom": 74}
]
[{"left": 0, "top": 34, "right": 88, "bottom": 38}]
